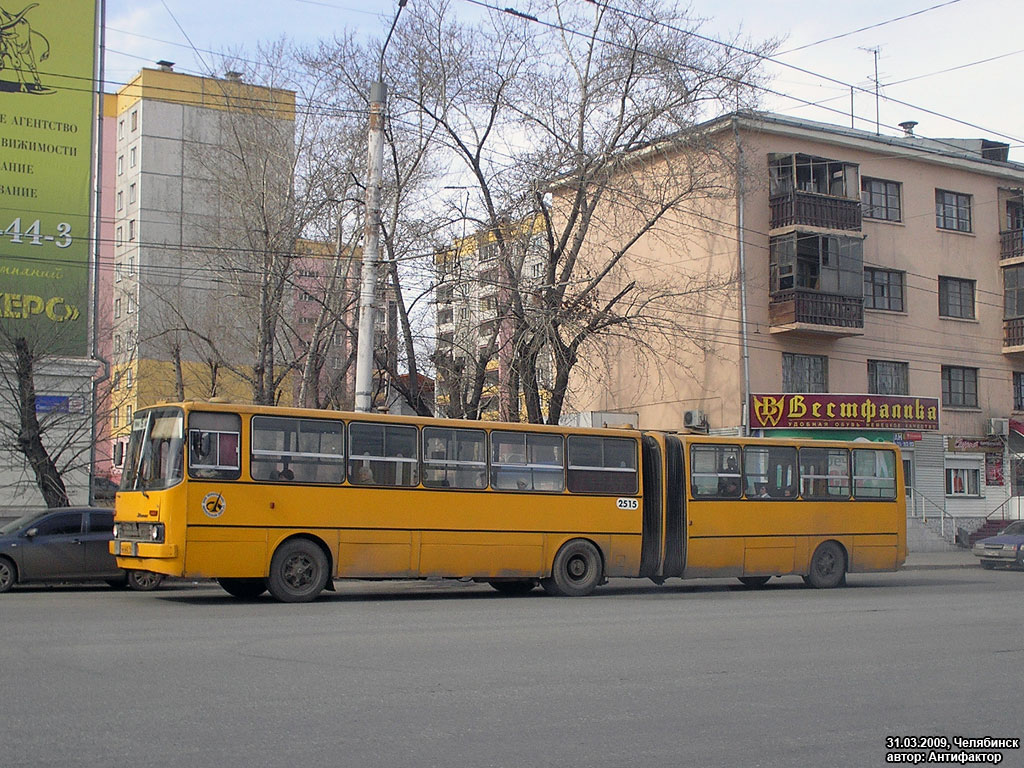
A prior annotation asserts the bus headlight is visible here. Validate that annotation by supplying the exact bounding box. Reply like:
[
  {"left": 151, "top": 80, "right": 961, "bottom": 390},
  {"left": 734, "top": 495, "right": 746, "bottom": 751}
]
[{"left": 149, "top": 523, "right": 165, "bottom": 542}]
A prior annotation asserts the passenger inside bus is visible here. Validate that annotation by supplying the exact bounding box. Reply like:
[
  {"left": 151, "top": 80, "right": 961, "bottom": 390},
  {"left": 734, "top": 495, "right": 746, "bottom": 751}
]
[{"left": 277, "top": 466, "right": 294, "bottom": 481}]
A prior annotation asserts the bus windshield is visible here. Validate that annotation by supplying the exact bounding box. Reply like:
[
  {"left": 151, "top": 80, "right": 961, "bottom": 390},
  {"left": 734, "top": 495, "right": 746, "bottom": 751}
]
[{"left": 120, "top": 407, "right": 185, "bottom": 491}]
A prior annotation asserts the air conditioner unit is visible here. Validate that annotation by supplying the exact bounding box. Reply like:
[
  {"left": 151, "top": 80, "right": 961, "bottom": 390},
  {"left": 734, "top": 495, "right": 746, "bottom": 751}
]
[
  {"left": 683, "top": 409, "right": 708, "bottom": 431},
  {"left": 989, "top": 418, "right": 1009, "bottom": 437}
]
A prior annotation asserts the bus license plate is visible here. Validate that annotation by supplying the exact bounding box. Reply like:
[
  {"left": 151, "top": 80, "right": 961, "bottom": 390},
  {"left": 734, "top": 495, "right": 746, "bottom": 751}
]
[{"left": 119, "top": 541, "right": 133, "bottom": 556}]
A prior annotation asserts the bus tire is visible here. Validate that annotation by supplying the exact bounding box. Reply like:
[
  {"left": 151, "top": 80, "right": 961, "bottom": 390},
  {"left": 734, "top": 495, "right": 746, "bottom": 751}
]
[
  {"left": 738, "top": 576, "right": 771, "bottom": 588},
  {"left": 0, "top": 556, "right": 17, "bottom": 593},
  {"left": 218, "top": 577, "right": 268, "bottom": 599},
  {"left": 488, "top": 579, "right": 537, "bottom": 596},
  {"left": 127, "top": 570, "right": 164, "bottom": 591},
  {"left": 541, "top": 539, "right": 603, "bottom": 597},
  {"left": 805, "top": 541, "right": 846, "bottom": 589},
  {"left": 268, "top": 539, "right": 329, "bottom": 603}
]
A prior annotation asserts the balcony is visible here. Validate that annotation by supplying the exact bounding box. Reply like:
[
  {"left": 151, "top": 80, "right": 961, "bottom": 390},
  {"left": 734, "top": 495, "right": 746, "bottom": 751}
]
[
  {"left": 769, "top": 289, "right": 864, "bottom": 336},
  {"left": 1001, "top": 229, "right": 1024, "bottom": 261},
  {"left": 1004, "top": 317, "right": 1024, "bottom": 353},
  {"left": 770, "top": 191, "right": 862, "bottom": 232}
]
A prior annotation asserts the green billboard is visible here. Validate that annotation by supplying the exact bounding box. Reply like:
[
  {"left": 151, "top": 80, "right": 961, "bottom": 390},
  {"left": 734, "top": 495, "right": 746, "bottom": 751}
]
[{"left": 0, "top": 0, "right": 97, "bottom": 355}]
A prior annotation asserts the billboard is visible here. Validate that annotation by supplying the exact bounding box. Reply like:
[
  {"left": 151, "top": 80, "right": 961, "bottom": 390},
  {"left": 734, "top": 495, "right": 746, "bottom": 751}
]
[{"left": 0, "top": 0, "right": 97, "bottom": 355}]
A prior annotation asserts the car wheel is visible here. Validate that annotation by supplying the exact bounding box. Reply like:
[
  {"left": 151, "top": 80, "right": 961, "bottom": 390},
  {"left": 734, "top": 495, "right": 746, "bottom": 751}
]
[
  {"left": 0, "top": 557, "right": 16, "bottom": 593},
  {"left": 541, "top": 539, "right": 603, "bottom": 597},
  {"left": 487, "top": 579, "right": 537, "bottom": 596},
  {"left": 267, "top": 539, "right": 329, "bottom": 603},
  {"left": 805, "top": 541, "right": 847, "bottom": 589},
  {"left": 127, "top": 570, "right": 164, "bottom": 591},
  {"left": 218, "top": 577, "right": 268, "bottom": 599},
  {"left": 738, "top": 576, "right": 772, "bottom": 587}
]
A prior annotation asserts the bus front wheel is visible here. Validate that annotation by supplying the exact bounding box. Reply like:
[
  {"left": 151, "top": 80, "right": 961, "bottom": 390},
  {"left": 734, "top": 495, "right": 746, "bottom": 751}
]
[
  {"left": 541, "top": 540, "right": 603, "bottom": 597},
  {"left": 218, "top": 577, "right": 268, "bottom": 599},
  {"left": 805, "top": 541, "right": 847, "bottom": 589},
  {"left": 268, "top": 539, "right": 329, "bottom": 603}
]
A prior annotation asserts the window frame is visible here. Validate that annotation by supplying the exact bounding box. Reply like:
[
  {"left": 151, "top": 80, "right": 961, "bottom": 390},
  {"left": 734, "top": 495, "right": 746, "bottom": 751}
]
[
  {"left": 867, "top": 359, "right": 909, "bottom": 396},
  {"left": 938, "top": 276, "right": 975, "bottom": 319},
  {"left": 490, "top": 431, "right": 565, "bottom": 493},
  {"left": 936, "top": 189, "right": 972, "bottom": 233},
  {"left": 347, "top": 422, "right": 419, "bottom": 487},
  {"left": 421, "top": 426, "right": 487, "bottom": 490},
  {"left": 251, "top": 415, "right": 345, "bottom": 485},
  {"left": 566, "top": 435, "right": 639, "bottom": 495},
  {"left": 861, "top": 177, "right": 902, "bottom": 222},
  {"left": 941, "top": 365, "right": 979, "bottom": 408},
  {"left": 188, "top": 412, "right": 242, "bottom": 481},
  {"left": 782, "top": 353, "right": 828, "bottom": 393}
]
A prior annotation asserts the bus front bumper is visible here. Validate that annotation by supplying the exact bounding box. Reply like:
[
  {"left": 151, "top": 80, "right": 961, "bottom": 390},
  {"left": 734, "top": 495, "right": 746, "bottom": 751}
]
[{"left": 110, "top": 540, "right": 178, "bottom": 559}]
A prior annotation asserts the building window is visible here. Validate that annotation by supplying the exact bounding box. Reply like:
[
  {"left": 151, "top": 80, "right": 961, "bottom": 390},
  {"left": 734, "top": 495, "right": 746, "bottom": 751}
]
[
  {"left": 125, "top": 369, "right": 133, "bottom": 389},
  {"left": 114, "top": 335, "right": 122, "bottom": 354},
  {"left": 861, "top": 177, "right": 901, "bottom": 222},
  {"left": 939, "top": 276, "right": 975, "bottom": 319},
  {"left": 1008, "top": 199, "right": 1024, "bottom": 231},
  {"left": 130, "top": 109, "right": 138, "bottom": 131},
  {"left": 769, "top": 153, "right": 859, "bottom": 198},
  {"left": 117, "top": 155, "right": 123, "bottom": 175},
  {"left": 1014, "top": 372, "right": 1024, "bottom": 411},
  {"left": 769, "top": 233, "right": 863, "bottom": 295},
  {"left": 129, "top": 147, "right": 137, "bottom": 168},
  {"left": 1005, "top": 265, "right": 1024, "bottom": 319},
  {"left": 864, "top": 268, "right": 904, "bottom": 312},
  {"left": 945, "top": 467, "right": 980, "bottom": 496},
  {"left": 128, "top": 183, "right": 136, "bottom": 204},
  {"left": 783, "top": 353, "right": 828, "bottom": 393},
  {"left": 113, "top": 409, "right": 119, "bottom": 428},
  {"left": 114, "top": 298, "right": 121, "bottom": 318},
  {"left": 126, "top": 405, "right": 133, "bottom": 424},
  {"left": 127, "top": 296, "right": 135, "bottom": 314},
  {"left": 868, "top": 360, "right": 909, "bottom": 395},
  {"left": 128, "top": 257, "right": 135, "bottom": 276},
  {"left": 128, "top": 219, "right": 136, "bottom": 241},
  {"left": 942, "top": 366, "right": 978, "bottom": 408},
  {"left": 118, "top": 119, "right": 124, "bottom": 140},
  {"left": 116, "top": 190, "right": 123, "bottom": 211},
  {"left": 531, "top": 263, "right": 542, "bottom": 279},
  {"left": 936, "top": 189, "right": 972, "bottom": 232}
]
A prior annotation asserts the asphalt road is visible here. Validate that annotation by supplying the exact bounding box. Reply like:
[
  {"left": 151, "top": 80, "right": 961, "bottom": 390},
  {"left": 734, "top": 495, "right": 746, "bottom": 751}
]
[{"left": 2, "top": 569, "right": 1022, "bottom": 768}]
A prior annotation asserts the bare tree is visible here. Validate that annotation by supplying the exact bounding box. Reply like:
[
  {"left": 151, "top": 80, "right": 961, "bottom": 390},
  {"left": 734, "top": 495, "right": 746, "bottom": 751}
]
[{"left": 382, "top": 0, "right": 772, "bottom": 423}]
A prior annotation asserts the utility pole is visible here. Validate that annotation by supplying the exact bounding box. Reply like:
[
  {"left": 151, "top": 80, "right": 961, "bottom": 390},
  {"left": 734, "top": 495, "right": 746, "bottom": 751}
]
[
  {"left": 353, "top": 0, "right": 407, "bottom": 413},
  {"left": 353, "top": 80, "right": 387, "bottom": 413}
]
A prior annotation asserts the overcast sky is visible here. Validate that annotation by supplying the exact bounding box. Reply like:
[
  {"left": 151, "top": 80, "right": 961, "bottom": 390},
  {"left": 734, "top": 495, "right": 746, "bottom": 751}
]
[{"left": 103, "top": 0, "right": 1024, "bottom": 160}]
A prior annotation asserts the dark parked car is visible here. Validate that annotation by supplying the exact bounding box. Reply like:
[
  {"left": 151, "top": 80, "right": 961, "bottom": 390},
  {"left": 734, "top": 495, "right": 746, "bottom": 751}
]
[
  {"left": 0, "top": 508, "right": 163, "bottom": 593},
  {"left": 972, "top": 520, "right": 1024, "bottom": 570}
]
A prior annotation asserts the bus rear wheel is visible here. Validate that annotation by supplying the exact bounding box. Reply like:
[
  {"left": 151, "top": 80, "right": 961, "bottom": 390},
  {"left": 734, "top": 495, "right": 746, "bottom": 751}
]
[
  {"left": 541, "top": 540, "right": 603, "bottom": 597},
  {"left": 218, "top": 577, "right": 268, "bottom": 599},
  {"left": 805, "top": 541, "right": 846, "bottom": 589},
  {"left": 488, "top": 579, "right": 537, "bottom": 596},
  {"left": 268, "top": 539, "right": 329, "bottom": 603},
  {"left": 738, "top": 576, "right": 771, "bottom": 588}
]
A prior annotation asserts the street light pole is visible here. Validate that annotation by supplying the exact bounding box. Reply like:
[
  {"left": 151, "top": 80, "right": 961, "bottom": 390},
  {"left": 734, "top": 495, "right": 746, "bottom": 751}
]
[{"left": 353, "top": 0, "right": 406, "bottom": 413}]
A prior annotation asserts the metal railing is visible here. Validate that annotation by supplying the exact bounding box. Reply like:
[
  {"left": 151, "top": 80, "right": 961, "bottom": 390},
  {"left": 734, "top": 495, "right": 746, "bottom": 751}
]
[
  {"left": 769, "top": 190, "right": 862, "bottom": 231},
  {"left": 769, "top": 289, "right": 864, "bottom": 329}
]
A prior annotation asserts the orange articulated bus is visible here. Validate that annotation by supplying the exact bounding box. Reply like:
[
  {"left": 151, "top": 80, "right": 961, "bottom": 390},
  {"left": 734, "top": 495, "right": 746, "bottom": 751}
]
[{"left": 112, "top": 401, "right": 905, "bottom": 602}]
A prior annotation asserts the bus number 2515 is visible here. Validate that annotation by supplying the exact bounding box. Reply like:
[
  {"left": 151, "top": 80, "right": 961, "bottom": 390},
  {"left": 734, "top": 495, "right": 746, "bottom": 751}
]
[{"left": 616, "top": 498, "right": 639, "bottom": 510}]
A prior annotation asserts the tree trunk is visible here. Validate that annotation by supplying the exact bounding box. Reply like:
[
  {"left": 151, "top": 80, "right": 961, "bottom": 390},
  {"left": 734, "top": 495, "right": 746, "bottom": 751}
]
[{"left": 14, "top": 338, "right": 70, "bottom": 508}]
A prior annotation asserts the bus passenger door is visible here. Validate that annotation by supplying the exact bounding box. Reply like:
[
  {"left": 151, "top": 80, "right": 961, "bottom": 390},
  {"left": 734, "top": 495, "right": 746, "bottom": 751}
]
[{"left": 661, "top": 435, "right": 686, "bottom": 579}]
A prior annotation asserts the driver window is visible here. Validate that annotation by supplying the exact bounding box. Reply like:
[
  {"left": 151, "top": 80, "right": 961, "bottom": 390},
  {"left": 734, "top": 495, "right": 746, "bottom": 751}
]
[{"left": 188, "top": 412, "right": 242, "bottom": 480}]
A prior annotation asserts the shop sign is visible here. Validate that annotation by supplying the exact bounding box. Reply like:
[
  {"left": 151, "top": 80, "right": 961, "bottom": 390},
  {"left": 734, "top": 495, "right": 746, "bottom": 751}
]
[
  {"left": 946, "top": 437, "right": 1004, "bottom": 453},
  {"left": 750, "top": 394, "right": 939, "bottom": 431}
]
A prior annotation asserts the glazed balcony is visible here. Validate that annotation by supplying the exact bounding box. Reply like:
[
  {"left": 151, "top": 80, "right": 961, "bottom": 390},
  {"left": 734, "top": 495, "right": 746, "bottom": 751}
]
[
  {"left": 769, "top": 190, "right": 862, "bottom": 232},
  {"left": 1000, "top": 229, "right": 1024, "bottom": 261},
  {"left": 1004, "top": 317, "right": 1024, "bottom": 353},
  {"left": 769, "top": 289, "right": 864, "bottom": 336}
]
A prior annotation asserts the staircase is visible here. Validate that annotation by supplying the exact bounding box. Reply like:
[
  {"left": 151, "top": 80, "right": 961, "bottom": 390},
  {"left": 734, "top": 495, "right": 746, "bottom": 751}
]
[
  {"left": 906, "top": 516, "right": 959, "bottom": 553},
  {"left": 968, "top": 519, "right": 1009, "bottom": 547}
]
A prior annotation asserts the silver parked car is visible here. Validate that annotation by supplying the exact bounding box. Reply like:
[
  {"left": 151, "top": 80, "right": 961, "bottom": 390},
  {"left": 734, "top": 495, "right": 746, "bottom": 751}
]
[
  {"left": 0, "top": 508, "right": 163, "bottom": 593},
  {"left": 972, "top": 520, "right": 1024, "bottom": 570}
]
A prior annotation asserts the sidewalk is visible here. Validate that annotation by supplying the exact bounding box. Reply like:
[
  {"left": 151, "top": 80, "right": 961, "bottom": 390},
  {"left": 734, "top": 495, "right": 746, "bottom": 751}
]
[{"left": 902, "top": 549, "right": 979, "bottom": 570}]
